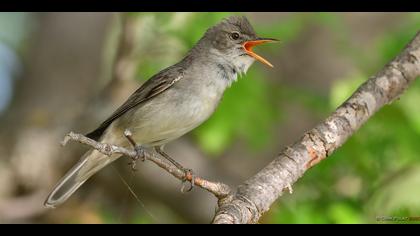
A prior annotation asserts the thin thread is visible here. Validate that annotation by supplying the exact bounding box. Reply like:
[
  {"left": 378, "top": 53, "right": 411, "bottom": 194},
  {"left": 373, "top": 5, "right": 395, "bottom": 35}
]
[
  {"left": 112, "top": 165, "right": 158, "bottom": 223},
  {"left": 117, "top": 169, "right": 131, "bottom": 223}
]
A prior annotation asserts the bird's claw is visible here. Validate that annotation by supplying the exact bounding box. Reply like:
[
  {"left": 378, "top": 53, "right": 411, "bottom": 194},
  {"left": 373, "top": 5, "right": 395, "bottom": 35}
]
[
  {"left": 180, "top": 168, "right": 195, "bottom": 193},
  {"left": 128, "top": 157, "right": 138, "bottom": 171},
  {"left": 135, "top": 146, "right": 146, "bottom": 162},
  {"left": 129, "top": 146, "right": 145, "bottom": 171}
]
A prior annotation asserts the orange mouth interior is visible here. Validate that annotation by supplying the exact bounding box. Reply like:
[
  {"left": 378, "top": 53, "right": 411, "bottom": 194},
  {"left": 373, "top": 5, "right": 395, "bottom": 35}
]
[{"left": 243, "top": 39, "right": 276, "bottom": 68}]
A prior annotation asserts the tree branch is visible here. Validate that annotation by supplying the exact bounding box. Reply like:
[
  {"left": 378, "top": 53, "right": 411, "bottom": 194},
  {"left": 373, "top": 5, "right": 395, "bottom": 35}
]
[
  {"left": 61, "top": 132, "right": 231, "bottom": 199},
  {"left": 212, "top": 31, "right": 420, "bottom": 224}
]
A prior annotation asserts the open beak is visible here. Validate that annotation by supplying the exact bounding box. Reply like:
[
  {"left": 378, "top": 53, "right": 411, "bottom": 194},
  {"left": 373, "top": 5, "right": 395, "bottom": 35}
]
[{"left": 242, "top": 37, "right": 278, "bottom": 68}]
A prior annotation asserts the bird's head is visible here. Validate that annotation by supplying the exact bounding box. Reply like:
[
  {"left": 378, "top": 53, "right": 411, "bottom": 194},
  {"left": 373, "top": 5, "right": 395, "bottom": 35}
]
[{"left": 201, "top": 16, "right": 278, "bottom": 73}]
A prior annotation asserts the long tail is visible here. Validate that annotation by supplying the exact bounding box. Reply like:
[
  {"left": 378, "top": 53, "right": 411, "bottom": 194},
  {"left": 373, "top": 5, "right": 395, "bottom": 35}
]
[{"left": 44, "top": 149, "right": 120, "bottom": 208}]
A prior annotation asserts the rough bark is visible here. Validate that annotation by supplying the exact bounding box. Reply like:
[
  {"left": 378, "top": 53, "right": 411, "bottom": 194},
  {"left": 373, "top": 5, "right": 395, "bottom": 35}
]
[{"left": 212, "top": 31, "right": 420, "bottom": 224}]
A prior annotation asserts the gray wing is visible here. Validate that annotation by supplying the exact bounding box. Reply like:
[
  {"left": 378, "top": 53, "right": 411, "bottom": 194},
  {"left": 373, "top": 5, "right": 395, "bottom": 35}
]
[{"left": 86, "top": 67, "right": 184, "bottom": 140}]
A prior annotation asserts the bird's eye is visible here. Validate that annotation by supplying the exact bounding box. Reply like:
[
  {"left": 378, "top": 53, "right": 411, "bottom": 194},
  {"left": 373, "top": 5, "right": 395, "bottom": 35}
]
[{"left": 230, "top": 32, "right": 240, "bottom": 40}]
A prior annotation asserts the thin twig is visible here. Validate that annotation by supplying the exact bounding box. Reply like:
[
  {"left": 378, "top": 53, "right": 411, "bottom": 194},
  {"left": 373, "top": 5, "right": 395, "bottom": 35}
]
[{"left": 61, "top": 132, "right": 231, "bottom": 199}]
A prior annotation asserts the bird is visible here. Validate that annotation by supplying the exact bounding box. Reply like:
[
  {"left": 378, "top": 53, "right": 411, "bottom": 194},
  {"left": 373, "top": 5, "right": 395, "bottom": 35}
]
[{"left": 44, "top": 15, "right": 277, "bottom": 208}]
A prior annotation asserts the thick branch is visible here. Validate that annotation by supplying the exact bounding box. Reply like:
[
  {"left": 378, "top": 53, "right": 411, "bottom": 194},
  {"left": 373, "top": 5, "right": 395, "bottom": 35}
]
[
  {"left": 61, "top": 132, "right": 231, "bottom": 199},
  {"left": 212, "top": 31, "right": 420, "bottom": 224}
]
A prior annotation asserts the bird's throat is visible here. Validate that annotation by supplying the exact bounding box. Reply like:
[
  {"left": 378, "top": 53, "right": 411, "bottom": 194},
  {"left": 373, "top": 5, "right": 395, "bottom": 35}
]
[{"left": 216, "top": 62, "right": 239, "bottom": 85}]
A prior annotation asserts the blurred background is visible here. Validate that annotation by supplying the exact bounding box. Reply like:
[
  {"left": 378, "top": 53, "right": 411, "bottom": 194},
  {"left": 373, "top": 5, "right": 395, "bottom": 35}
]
[{"left": 0, "top": 12, "right": 419, "bottom": 224}]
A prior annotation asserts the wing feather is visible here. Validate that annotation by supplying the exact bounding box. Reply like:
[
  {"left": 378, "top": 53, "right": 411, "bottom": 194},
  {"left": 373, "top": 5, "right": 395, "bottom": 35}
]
[{"left": 86, "top": 67, "right": 184, "bottom": 140}]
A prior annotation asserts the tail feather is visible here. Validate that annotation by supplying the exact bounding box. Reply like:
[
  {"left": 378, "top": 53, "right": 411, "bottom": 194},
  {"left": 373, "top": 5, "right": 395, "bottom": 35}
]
[{"left": 44, "top": 150, "right": 119, "bottom": 208}]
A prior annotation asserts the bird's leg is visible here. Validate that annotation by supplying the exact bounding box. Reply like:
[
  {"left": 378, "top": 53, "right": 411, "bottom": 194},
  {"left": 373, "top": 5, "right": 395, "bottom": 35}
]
[
  {"left": 124, "top": 129, "right": 146, "bottom": 171},
  {"left": 155, "top": 146, "right": 195, "bottom": 192}
]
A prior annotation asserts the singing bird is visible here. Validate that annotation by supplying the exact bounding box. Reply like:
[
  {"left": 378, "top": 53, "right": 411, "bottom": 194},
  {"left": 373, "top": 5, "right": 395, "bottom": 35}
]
[{"left": 44, "top": 15, "right": 277, "bottom": 208}]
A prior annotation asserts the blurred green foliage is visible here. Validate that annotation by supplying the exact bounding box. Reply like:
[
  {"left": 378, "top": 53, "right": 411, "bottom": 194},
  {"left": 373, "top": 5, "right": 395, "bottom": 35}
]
[{"left": 116, "top": 13, "right": 420, "bottom": 223}]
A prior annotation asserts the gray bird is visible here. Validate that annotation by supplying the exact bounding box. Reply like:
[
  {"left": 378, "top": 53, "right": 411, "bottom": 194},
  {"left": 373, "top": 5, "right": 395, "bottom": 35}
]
[{"left": 44, "top": 15, "right": 277, "bottom": 208}]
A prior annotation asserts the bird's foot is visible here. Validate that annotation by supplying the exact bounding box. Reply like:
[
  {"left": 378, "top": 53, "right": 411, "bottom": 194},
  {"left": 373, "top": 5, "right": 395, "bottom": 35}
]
[
  {"left": 180, "top": 168, "right": 195, "bottom": 193},
  {"left": 154, "top": 146, "right": 196, "bottom": 192},
  {"left": 128, "top": 146, "right": 145, "bottom": 171},
  {"left": 135, "top": 145, "right": 146, "bottom": 162},
  {"left": 124, "top": 129, "right": 146, "bottom": 171}
]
